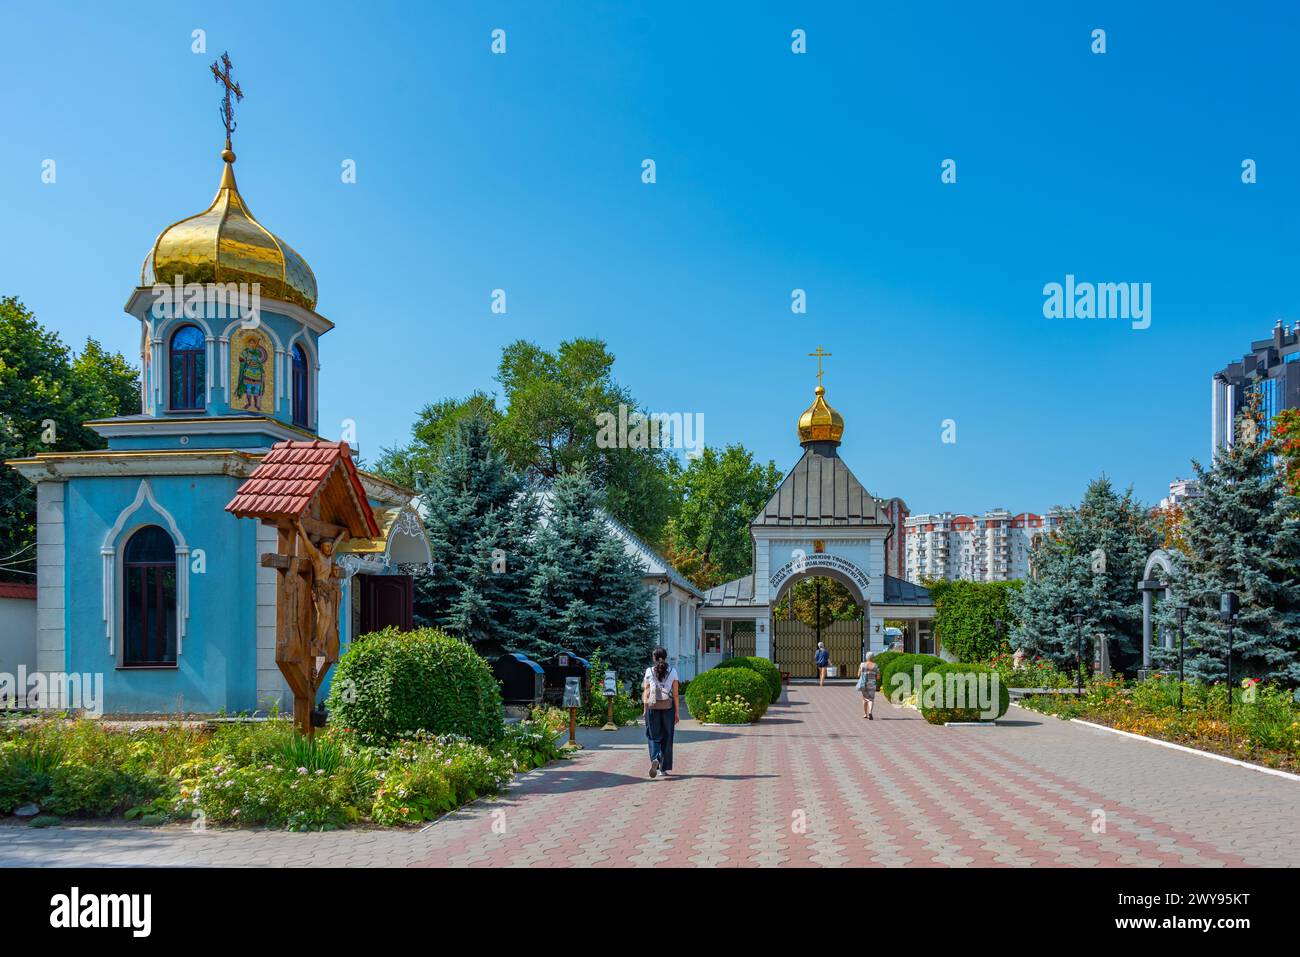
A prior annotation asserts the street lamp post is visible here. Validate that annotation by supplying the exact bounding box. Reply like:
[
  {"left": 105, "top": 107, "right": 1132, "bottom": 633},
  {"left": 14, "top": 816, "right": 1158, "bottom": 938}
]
[
  {"left": 1220, "top": 592, "right": 1239, "bottom": 747},
  {"left": 1175, "top": 603, "right": 1189, "bottom": 711},
  {"left": 1071, "top": 613, "right": 1084, "bottom": 697}
]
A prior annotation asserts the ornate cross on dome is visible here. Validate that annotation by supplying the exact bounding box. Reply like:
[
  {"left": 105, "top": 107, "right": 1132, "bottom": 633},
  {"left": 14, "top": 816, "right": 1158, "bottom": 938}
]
[
  {"left": 807, "top": 346, "right": 832, "bottom": 387},
  {"left": 210, "top": 52, "right": 244, "bottom": 148}
]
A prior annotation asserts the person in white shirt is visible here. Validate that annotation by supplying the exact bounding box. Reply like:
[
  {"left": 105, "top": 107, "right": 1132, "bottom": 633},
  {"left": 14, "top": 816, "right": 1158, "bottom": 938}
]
[{"left": 642, "top": 646, "right": 680, "bottom": 778}]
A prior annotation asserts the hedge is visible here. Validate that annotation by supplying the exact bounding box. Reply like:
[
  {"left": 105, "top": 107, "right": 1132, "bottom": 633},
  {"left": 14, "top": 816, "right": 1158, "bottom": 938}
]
[
  {"left": 920, "top": 662, "right": 1010, "bottom": 724},
  {"left": 872, "top": 650, "right": 905, "bottom": 678},
  {"left": 879, "top": 654, "right": 945, "bottom": 702},
  {"left": 326, "top": 627, "right": 503, "bottom": 744},
  {"left": 927, "top": 579, "right": 1022, "bottom": 663},
  {"left": 685, "top": 667, "right": 771, "bottom": 723},
  {"left": 715, "top": 656, "right": 783, "bottom": 703}
]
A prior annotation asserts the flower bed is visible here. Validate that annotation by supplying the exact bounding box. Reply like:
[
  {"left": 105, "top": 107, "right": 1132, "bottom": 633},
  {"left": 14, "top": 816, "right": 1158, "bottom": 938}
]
[
  {"left": 0, "top": 715, "right": 565, "bottom": 831},
  {"left": 1020, "top": 676, "right": 1300, "bottom": 773}
]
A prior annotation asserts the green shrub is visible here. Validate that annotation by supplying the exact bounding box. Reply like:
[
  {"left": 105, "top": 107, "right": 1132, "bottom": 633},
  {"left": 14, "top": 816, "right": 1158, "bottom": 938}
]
[
  {"left": 716, "top": 656, "right": 783, "bottom": 703},
  {"left": 928, "top": 579, "right": 1022, "bottom": 663},
  {"left": 880, "top": 654, "right": 945, "bottom": 701},
  {"left": 920, "top": 663, "right": 1010, "bottom": 724},
  {"left": 326, "top": 627, "right": 504, "bottom": 744},
  {"left": 872, "top": 650, "right": 905, "bottom": 677},
  {"left": 685, "top": 667, "right": 770, "bottom": 722}
]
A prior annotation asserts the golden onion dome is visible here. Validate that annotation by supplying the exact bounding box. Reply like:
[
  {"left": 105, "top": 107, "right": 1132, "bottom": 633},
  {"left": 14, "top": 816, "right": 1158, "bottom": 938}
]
[
  {"left": 142, "top": 147, "right": 318, "bottom": 310},
  {"left": 797, "top": 385, "right": 845, "bottom": 445}
]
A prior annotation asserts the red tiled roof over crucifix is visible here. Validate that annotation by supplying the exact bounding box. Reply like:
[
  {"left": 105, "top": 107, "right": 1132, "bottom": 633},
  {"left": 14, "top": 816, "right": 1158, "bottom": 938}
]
[{"left": 225, "top": 439, "right": 378, "bottom": 538}]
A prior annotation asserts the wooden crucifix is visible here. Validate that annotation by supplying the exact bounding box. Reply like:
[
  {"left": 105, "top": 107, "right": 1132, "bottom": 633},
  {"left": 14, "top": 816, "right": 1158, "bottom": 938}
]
[{"left": 226, "top": 440, "right": 379, "bottom": 738}]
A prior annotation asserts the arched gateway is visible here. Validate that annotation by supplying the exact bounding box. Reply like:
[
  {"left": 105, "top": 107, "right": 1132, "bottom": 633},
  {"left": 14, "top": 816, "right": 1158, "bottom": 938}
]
[{"left": 700, "top": 351, "right": 937, "bottom": 678}]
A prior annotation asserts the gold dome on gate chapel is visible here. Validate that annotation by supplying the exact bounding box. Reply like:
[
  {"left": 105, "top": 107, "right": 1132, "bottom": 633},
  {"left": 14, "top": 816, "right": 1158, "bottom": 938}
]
[
  {"left": 141, "top": 146, "right": 319, "bottom": 311},
  {"left": 797, "top": 385, "right": 845, "bottom": 445}
]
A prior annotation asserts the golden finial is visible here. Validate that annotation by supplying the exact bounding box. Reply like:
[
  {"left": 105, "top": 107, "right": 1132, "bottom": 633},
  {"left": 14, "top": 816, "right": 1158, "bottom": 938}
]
[{"left": 797, "top": 346, "right": 844, "bottom": 446}]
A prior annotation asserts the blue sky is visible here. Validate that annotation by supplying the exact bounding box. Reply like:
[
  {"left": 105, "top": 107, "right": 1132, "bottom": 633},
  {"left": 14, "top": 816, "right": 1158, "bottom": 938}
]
[{"left": 2, "top": 1, "right": 1297, "bottom": 514}]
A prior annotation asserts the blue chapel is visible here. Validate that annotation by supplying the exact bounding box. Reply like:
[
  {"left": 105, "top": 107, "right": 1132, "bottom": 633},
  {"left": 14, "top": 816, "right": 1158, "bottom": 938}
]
[{"left": 7, "top": 138, "right": 431, "bottom": 715}]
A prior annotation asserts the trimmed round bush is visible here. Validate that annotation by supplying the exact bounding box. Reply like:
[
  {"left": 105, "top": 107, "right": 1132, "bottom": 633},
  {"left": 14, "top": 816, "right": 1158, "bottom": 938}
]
[
  {"left": 872, "top": 650, "right": 905, "bottom": 678},
  {"left": 879, "top": 653, "right": 945, "bottom": 702},
  {"left": 715, "top": 656, "right": 782, "bottom": 703},
  {"left": 326, "top": 627, "right": 503, "bottom": 744},
  {"left": 920, "top": 662, "right": 1010, "bottom": 724},
  {"left": 685, "top": 666, "right": 770, "bottom": 723}
]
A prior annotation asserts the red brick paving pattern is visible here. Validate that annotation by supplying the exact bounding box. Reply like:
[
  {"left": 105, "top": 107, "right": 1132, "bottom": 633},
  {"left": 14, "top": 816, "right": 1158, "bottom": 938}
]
[
  {"left": 414, "top": 684, "right": 1265, "bottom": 868},
  {"left": 1, "top": 684, "right": 1292, "bottom": 867}
]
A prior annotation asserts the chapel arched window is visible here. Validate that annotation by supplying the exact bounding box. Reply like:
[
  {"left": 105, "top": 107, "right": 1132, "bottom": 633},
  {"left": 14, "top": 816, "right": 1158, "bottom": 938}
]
[
  {"left": 169, "top": 325, "right": 206, "bottom": 412},
  {"left": 123, "top": 525, "right": 178, "bottom": 666},
  {"left": 291, "top": 344, "right": 309, "bottom": 429}
]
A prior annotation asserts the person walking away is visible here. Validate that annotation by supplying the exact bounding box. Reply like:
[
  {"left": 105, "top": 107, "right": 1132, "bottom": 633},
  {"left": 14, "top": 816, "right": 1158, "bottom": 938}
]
[
  {"left": 815, "top": 642, "right": 830, "bottom": 686},
  {"left": 643, "top": 647, "right": 680, "bottom": 778},
  {"left": 857, "top": 652, "right": 879, "bottom": 719}
]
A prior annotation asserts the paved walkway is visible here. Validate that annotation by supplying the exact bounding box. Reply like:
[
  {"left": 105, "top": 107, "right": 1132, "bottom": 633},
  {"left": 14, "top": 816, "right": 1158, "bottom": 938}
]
[{"left": 3, "top": 684, "right": 1296, "bottom": 867}]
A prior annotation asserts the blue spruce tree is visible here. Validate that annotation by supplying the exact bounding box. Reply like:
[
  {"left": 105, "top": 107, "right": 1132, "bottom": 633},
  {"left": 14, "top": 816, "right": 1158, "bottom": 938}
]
[
  {"left": 415, "top": 414, "right": 537, "bottom": 652},
  {"left": 1010, "top": 477, "right": 1160, "bottom": 673},
  {"left": 521, "top": 466, "right": 657, "bottom": 680},
  {"left": 1156, "top": 399, "right": 1300, "bottom": 684}
]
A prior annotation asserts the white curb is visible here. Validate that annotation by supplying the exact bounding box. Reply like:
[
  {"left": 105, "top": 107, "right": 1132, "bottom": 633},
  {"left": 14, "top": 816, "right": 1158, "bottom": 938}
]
[{"left": 1015, "top": 703, "right": 1300, "bottom": 783}]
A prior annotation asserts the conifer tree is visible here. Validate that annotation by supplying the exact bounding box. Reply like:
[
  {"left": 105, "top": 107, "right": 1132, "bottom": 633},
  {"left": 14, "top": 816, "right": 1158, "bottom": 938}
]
[
  {"left": 518, "top": 466, "right": 657, "bottom": 679},
  {"left": 1010, "top": 477, "right": 1160, "bottom": 672},
  {"left": 1155, "top": 399, "right": 1300, "bottom": 684},
  {"left": 414, "top": 414, "right": 536, "bottom": 652}
]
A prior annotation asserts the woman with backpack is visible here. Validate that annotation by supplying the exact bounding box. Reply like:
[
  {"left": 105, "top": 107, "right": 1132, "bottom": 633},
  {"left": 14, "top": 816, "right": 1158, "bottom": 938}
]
[{"left": 643, "top": 646, "right": 680, "bottom": 778}]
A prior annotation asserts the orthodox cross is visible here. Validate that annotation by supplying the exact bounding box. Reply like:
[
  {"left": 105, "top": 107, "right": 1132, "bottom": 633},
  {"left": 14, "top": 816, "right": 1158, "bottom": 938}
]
[
  {"left": 807, "top": 346, "right": 832, "bottom": 387},
  {"left": 210, "top": 52, "right": 244, "bottom": 147}
]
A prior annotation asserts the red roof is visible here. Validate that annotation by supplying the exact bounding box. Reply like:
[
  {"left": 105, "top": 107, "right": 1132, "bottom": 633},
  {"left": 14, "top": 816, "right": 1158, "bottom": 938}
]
[
  {"left": 0, "top": 582, "right": 36, "bottom": 600},
  {"left": 225, "top": 440, "right": 379, "bottom": 537}
]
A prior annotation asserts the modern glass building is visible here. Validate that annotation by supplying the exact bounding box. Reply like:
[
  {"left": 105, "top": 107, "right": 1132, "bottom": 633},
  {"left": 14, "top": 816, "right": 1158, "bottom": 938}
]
[{"left": 1211, "top": 320, "right": 1300, "bottom": 452}]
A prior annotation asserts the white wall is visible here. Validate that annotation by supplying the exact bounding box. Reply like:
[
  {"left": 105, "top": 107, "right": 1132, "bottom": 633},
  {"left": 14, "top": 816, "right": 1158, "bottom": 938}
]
[{"left": 0, "top": 595, "right": 37, "bottom": 680}]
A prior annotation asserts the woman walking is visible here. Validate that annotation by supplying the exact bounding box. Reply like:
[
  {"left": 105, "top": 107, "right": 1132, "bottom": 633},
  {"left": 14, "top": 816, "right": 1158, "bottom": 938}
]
[
  {"left": 815, "top": 642, "right": 830, "bottom": 686},
  {"left": 643, "top": 647, "right": 680, "bottom": 778},
  {"left": 857, "top": 652, "right": 879, "bottom": 719}
]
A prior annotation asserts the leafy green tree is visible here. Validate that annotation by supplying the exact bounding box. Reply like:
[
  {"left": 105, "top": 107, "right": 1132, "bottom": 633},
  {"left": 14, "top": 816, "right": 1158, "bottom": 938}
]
[
  {"left": 1156, "top": 400, "right": 1300, "bottom": 684},
  {"left": 377, "top": 339, "right": 675, "bottom": 545},
  {"left": 0, "top": 297, "right": 139, "bottom": 581},
  {"left": 663, "top": 444, "right": 782, "bottom": 588},
  {"left": 772, "top": 577, "right": 861, "bottom": 628},
  {"left": 413, "top": 413, "right": 536, "bottom": 653},
  {"left": 929, "top": 579, "right": 1022, "bottom": 662},
  {"left": 518, "top": 466, "right": 657, "bottom": 680},
  {"left": 493, "top": 338, "right": 674, "bottom": 544},
  {"left": 374, "top": 392, "right": 498, "bottom": 490},
  {"left": 1010, "top": 476, "right": 1161, "bottom": 672}
]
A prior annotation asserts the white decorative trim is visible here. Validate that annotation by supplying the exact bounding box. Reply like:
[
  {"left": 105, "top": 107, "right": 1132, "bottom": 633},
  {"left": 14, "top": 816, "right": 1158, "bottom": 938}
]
[
  {"left": 124, "top": 287, "right": 334, "bottom": 335},
  {"left": 101, "top": 480, "right": 190, "bottom": 658},
  {"left": 205, "top": 335, "right": 216, "bottom": 405}
]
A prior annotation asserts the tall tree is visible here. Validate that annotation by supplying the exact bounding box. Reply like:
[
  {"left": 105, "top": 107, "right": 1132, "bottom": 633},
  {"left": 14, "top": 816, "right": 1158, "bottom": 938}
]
[
  {"left": 0, "top": 297, "right": 139, "bottom": 581},
  {"left": 1010, "top": 476, "right": 1161, "bottom": 672},
  {"left": 663, "top": 444, "right": 783, "bottom": 588},
  {"left": 518, "top": 466, "right": 657, "bottom": 679},
  {"left": 374, "top": 392, "right": 499, "bottom": 491},
  {"left": 1269, "top": 407, "right": 1300, "bottom": 498},
  {"left": 1156, "top": 399, "right": 1300, "bottom": 684},
  {"left": 412, "top": 413, "right": 535, "bottom": 652},
  {"left": 493, "top": 338, "right": 674, "bottom": 544}
]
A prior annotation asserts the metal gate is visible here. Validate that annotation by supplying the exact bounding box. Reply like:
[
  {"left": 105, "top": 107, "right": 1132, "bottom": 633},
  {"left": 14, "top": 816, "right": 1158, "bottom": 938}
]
[
  {"left": 772, "top": 617, "right": 863, "bottom": 678},
  {"left": 730, "top": 622, "right": 755, "bottom": 658}
]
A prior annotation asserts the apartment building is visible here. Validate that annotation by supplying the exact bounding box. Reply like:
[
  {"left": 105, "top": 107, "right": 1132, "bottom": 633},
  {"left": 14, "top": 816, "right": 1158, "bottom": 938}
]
[{"left": 904, "top": 509, "right": 1062, "bottom": 583}]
